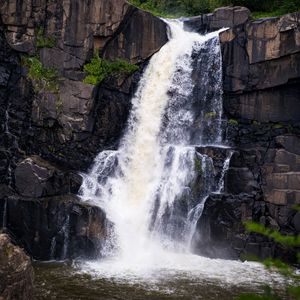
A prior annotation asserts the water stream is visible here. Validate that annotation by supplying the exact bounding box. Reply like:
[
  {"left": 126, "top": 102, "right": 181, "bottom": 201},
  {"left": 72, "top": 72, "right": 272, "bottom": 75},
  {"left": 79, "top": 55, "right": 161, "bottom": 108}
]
[{"left": 69, "top": 19, "right": 286, "bottom": 298}]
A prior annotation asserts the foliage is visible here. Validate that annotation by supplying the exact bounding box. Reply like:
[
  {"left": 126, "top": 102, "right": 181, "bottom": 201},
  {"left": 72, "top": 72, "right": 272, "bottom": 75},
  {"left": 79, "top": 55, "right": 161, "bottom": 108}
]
[
  {"left": 228, "top": 118, "right": 238, "bottom": 126},
  {"left": 237, "top": 286, "right": 281, "bottom": 300},
  {"left": 128, "top": 0, "right": 300, "bottom": 18},
  {"left": 83, "top": 51, "right": 139, "bottom": 85},
  {"left": 244, "top": 222, "right": 300, "bottom": 248},
  {"left": 22, "top": 56, "right": 59, "bottom": 93},
  {"left": 205, "top": 111, "right": 217, "bottom": 119},
  {"left": 36, "top": 27, "right": 56, "bottom": 49},
  {"left": 235, "top": 219, "right": 300, "bottom": 300},
  {"left": 194, "top": 157, "right": 203, "bottom": 173}
]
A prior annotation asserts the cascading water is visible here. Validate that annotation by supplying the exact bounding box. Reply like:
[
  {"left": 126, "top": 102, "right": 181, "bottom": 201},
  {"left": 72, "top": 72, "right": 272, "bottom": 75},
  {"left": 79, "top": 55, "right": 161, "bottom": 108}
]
[
  {"left": 78, "top": 20, "right": 282, "bottom": 288},
  {"left": 80, "top": 20, "right": 227, "bottom": 258}
]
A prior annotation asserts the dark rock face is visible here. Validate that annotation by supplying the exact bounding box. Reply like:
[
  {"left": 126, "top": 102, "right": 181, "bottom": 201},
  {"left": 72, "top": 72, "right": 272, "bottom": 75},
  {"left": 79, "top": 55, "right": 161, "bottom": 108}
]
[
  {"left": 14, "top": 155, "right": 81, "bottom": 198},
  {"left": 0, "top": 233, "right": 34, "bottom": 300},
  {"left": 0, "top": 189, "right": 110, "bottom": 260},
  {"left": 188, "top": 8, "right": 300, "bottom": 261},
  {"left": 0, "top": 0, "right": 167, "bottom": 261},
  {"left": 1, "top": 2, "right": 300, "bottom": 264}
]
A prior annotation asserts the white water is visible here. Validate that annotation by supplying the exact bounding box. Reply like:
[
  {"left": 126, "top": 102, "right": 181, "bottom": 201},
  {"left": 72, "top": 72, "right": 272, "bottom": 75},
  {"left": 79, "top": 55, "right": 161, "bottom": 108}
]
[{"left": 79, "top": 20, "right": 282, "bottom": 287}]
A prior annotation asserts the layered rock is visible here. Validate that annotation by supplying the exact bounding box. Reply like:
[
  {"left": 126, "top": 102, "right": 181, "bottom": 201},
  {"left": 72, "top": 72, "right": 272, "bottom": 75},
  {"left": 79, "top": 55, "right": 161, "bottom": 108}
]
[
  {"left": 0, "top": 234, "right": 34, "bottom": 300},
  {"left": 0, "top": 0, "right": 168, "bottom": 261},
  {"left": 188, "top": 8, "right": 300, "bottom": 261},
  {"left": 0, "top": 189, "right": 110, "bottom": 260}
]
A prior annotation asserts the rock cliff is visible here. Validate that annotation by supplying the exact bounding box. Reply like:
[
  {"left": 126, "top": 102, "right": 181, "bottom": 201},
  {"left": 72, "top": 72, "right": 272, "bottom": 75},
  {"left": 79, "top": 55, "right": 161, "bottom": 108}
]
[
  {"left": 0, "top": 0, "right": 299, "bottom": 263},
  {"left": 188, "top": 8, "right": 300, "bottom": 261},
  {"left": 0, "top": 0, "right": 167, "bottom": 259}
]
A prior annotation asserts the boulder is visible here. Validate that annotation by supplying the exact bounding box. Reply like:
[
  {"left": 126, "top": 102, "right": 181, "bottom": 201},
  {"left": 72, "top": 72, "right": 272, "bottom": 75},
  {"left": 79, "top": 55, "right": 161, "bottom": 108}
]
[
  {"left": 0, "top": 193, "right": 109, "bottom": 260},
  {"left": 14, "top": 156, "right": 81, "bottom": 198},
  {"left": 0, "top": 234, "right": 34, "bottom": 300}
]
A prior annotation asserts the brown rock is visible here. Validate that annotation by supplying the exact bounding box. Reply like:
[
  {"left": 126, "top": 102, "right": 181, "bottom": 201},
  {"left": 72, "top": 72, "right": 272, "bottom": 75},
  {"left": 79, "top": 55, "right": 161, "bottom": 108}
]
[
  {"left": 0, "top": 234, "right": 34, "bottom": 300},
  {"left": 103, "top": 8, "right": 168, "bottom": 63},
  {"left": 246, "top": 12, "right": 300, "bottom": 64},
  {"left": 224, "top": 83, "right": 300, "bottom": 122},
  {"left": 276, "top": 135, "right": 300, "bottom": 156},
  {"left": 211, "top": 6, "right": 250, "bottom": 29},
  {"left": 0, "top": 0, "right": 168, "bottom": 71}
]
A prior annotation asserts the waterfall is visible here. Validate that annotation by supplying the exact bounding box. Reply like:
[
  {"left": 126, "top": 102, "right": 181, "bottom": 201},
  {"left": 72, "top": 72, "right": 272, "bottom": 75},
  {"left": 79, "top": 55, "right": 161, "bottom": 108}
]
[{"left": 80, "top": 20, "right": 229, "bottom": 262}]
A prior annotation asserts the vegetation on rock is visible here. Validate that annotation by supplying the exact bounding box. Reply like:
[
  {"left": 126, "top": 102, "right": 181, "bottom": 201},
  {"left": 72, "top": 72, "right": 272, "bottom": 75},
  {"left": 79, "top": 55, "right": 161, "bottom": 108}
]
[
  {"left": 236, "top": 208, "right": 300, "bottom": 300},
  {"left": 36, "top": 27, "right": 56, "bottom": 49},
  {"left": 129, "top": 0, "right": 300, "bottom": 18},
  {"left": 83, "top": 51, "right": 139, "bottom": 85},
  {"left": 22, "top": 56, "right": 59, "bottom": 93},
  {"left": 228, "top": 119, "right": 239, "bottom": 126}
]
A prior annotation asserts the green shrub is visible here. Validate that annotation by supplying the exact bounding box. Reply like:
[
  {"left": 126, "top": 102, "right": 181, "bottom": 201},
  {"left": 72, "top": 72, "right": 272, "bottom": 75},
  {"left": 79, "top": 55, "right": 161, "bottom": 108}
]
[
  {"left": 128, "top": 0, "right": 300, "bottom": 18},
  {"left": 36, "top": 27, "right": 56, "bottom": 49},
  {"left": 83, "top": 51, "right": 139, "bottom": 85},
  {"left": 228, "top": 119, "right": 239, "bottom": 126},
  {"left": 205, "top": 111, "right": 217, "bottom": 119},
  {"left": 194, "top": 157, "right": 203, "bottom": 173},
  {"left": 22, "top": 56, "right": 59, "bottom": 93},
  {"left": 236, "top": 217, "right": 300, "bottom": 300}
]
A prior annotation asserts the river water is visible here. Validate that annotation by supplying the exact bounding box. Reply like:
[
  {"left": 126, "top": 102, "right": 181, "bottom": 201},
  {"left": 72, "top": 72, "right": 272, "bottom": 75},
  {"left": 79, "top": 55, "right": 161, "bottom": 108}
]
[{"left": 34, "top": 260, "right": 286, "bottom": 300}]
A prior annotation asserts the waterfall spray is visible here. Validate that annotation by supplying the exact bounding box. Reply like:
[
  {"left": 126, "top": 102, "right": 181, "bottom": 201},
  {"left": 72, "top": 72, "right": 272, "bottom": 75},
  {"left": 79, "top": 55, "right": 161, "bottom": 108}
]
[{"left": 80, "top": 20, "right": 228, "bottom": 265}]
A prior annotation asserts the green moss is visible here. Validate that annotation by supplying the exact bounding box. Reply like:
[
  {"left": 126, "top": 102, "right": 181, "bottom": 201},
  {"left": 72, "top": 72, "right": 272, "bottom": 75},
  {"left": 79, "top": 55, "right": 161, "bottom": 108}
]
[
  {"left": 55, "top": 96, "right": 63, "bottom": 113},
  {"left": 194, "top": 157, "right": 202, "bottom": 174},
  {"left": 228, "top": 119, "right": 239, "bottom": 126},
  {"left": 36, "top": 27, "right": 56, "bottom": 49},
  {"left": 83, "top": 51, "right": 139, "bottom": 85},
  {"left": 272, "top": 123, "right": 284, "bottom": 129},
  {"left": 205, "top": 111, "right": 217, "bottom": 119},
  {"left": 22, "top": 56, "right": 59, "bottom": 93}
]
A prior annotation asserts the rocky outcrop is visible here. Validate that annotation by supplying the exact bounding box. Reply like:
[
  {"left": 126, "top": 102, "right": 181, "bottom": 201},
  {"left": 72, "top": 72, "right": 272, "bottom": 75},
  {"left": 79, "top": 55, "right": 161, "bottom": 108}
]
[
  {"left": 0, "top": 0, "right": 167, "bottom": 170},
  {"left": 14, "top": 155, "right": 81, "bottom": 197},
  {"left": 0, "top": 234, "right": 34, "bottom": 300},
  {"left": 0, "top": 0, "right": 167, "bottom": 260},
  {"left": 184, "top": 6, "right": 251, "bottom": 33},
  {"left": 0, "top": 188, "right": 110, "bottom": 260},
  {"left": 188, "top": 8, "right": 300, "bottom": 261}
]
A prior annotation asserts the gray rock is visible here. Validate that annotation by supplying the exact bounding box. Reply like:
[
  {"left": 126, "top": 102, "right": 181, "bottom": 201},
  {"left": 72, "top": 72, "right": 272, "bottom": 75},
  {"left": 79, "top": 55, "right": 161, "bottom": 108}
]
[{"left": 14, "top": 156, "right": 78, "bottom": 198}]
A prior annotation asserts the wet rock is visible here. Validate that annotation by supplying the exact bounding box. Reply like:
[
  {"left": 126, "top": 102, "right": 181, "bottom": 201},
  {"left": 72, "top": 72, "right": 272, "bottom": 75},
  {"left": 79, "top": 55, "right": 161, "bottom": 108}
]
[
  {"left": 193, "top": 193, "right": 298, "bottom": 262},
  {"left": 0, "top": 193, "right": 109, "bottom": 260},
  {"left": 192, "top": 193, "right": 254, "bottom": 259},
  {"left": 0, "top": 234, "right": 34, "bottom": 300},
  {"left": 226, "top": 167, "right": 258, "bottom": 194}
]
